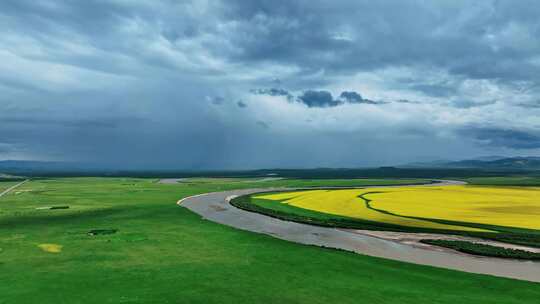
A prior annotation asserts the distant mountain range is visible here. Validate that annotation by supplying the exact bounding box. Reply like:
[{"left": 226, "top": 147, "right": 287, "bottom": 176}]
[
  {"left": 1, "top": 156, "right": 540, "bottom": 176},
  {"left": 405, "top": 156, "right": 540, "bottom": 170}
]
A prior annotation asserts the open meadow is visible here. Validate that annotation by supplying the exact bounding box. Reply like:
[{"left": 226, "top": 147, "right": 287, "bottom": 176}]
[
  {"left": 1, "top": 177, "right": 539, "bottom": 303},
  {"left": 0, "top": 181, "right": 18, "bottom": 194}
]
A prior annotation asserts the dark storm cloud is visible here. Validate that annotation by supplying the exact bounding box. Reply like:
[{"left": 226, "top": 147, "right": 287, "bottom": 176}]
[
  {"left": 221, "top": 1, "right": 353, "bottom": 70},
  {"left": 460, "top": 127, "right": 540, "bottom": 149},
  {"left": 251, "top": 88, "right": 380, "bottom": 107},
  {"left": 339, "top": 91, "right": 363, "bottom": 103},
  {"left": 250, "top": 88, "right": 290, "bottom": 96},
  {"left": 296, "top": 90, "right": 380, "bottom": 107},
  {"left": 297, "top": 90, "right": 341, "bottom": 108},
  {"left": 338, "top": 91, "right": 387, "bottom": 105},
  {"left": 250, "top": 88, "right": 294, "bottom": 101},
  {"left": 4, "top": 0, "right": 540, "bottom": 84},
  {"left": 221, "top": 0, "right": 540, "bottom": 85},
  {"left": 1, "top": 0, "right": 540, "bottom": 168}
]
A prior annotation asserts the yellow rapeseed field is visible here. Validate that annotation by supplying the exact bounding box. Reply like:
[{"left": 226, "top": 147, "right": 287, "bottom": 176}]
[
  {"left": 364, "top": 185, "right": 540, "bottom": 230},
  {"left": 254, "top": 185, "right": 540, "bottom": 231},
  {"left": 254, "top": 189, "right": 489, "bottom": 232}
]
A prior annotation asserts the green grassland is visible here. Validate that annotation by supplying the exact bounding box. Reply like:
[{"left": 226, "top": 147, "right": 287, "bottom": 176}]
[
  {"left": 0, "top": 177, "right": 539, "bottom": 303},
  {"left": 464, "top": 176, "right": 540, "bottom": 186},
  {"left": 0, "top": 181, "right": 18, "bottom": 193}
]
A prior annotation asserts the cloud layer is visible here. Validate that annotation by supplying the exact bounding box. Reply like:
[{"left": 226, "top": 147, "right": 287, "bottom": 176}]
[{"left": 1, "top": 0, "right": 540, "bottom": 168}]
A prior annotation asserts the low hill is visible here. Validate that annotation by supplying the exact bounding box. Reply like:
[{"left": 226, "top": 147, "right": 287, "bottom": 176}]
[{"left": 407, "top": 157, "right": 540, "bottom": 170}]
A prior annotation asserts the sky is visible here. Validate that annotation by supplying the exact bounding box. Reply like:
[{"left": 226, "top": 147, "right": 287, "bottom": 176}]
[{"left": 1, "top": 0, "right": 540, "bottom": 169}]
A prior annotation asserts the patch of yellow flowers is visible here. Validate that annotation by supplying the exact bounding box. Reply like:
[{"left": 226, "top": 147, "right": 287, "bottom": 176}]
[
  {"left": 254, "top": 185, "right": 540, "bottom": 231},
  {"left": 365, "top": 185, "right": 540, "bottom": 230},
  {"left": 38, "top": 243, "right": 63, "bottom": 253}
]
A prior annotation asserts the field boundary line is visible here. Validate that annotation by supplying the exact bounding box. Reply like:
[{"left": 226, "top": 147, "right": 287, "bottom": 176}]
[{"left": 0, "top": 179, "right": 29, "bottom": 198}]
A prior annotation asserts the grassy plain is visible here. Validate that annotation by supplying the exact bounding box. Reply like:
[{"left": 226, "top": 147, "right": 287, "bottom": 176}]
[
  {"left": 0, "top": 181, "right": 17, "bottom": 193},
  {"left": 1, "top": 178, "right": 539, "bottom": 303},
  {"left": 464, "top": 176, "right": 540, "bottom": 186}
]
